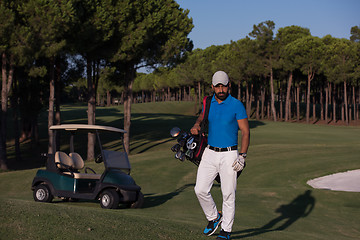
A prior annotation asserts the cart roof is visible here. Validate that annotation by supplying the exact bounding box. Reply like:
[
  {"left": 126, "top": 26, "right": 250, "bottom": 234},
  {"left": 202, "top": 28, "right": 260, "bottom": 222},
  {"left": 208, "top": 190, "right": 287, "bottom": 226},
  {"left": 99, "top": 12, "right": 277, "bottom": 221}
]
[{"left": 49, "top": 124, "right": 126, "bottom": 133}]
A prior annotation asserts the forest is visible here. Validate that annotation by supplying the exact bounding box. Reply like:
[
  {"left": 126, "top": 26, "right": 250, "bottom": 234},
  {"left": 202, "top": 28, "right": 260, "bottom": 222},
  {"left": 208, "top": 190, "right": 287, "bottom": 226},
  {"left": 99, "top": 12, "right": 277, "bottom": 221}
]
[
  {"left": 1, "top": 0, "right": 359, "bottom": 170},
  {"left": 134, "top": 22, "right": 360, "bottom": 127}
]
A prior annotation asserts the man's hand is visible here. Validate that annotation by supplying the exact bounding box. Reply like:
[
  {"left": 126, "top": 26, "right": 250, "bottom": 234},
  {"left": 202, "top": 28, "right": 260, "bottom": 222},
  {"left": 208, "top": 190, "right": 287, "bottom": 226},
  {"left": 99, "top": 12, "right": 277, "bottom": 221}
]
[
  {"left": 232, "top": 154, "right": 246, "bottom": 172},
  {"left": 190, "top": 123, "right": 201, "bottom": 135}
]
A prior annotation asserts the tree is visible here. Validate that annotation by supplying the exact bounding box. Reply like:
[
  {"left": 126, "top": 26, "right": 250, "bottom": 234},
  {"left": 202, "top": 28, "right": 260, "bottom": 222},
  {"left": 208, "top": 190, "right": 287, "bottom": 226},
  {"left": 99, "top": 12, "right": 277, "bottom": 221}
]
[
  {"left": 0, "top": 1, "right": 15, "bottom": 170},
  {"left": 20, "top": 0, "right": 76, "bottom": 153},
  {"left": 350, "top": 25, "right": 360, "bottom": 42},
  {"left": 323, "top": 38, "right": 357, "bottom": 125},
  {"left": 69, "top": 0, "right": 121, "bottom": 160},
  {"left": 350, "top": 27, "right": 360, "bottom": 121},
  {"left": 108, "top": 0, "right": 193, "bottom": 153},
  {"left": 249, "top": 20, "right": 278, "bottom": 121},
  {"left": 218, "top": 38, "right": 262, "bottom": 117},
  {"left": 276, "top": 26, "right": 311, "bottom": 122},
  {"left": 171, "top": 61, "right": 196, "bottom": 101},
  {"left": 193, "top": 46, "right": 224, "bottom": 107},
  {"left": 285, "top": 36, "right": 324, "bottom": 123}
]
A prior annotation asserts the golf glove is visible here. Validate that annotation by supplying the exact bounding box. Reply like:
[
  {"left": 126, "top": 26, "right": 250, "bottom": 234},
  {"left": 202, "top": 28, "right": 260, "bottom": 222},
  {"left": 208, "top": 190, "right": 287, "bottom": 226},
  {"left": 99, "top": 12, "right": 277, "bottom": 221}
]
[{"left": 232, "top": 154, "right": 246, "bottom": 172}]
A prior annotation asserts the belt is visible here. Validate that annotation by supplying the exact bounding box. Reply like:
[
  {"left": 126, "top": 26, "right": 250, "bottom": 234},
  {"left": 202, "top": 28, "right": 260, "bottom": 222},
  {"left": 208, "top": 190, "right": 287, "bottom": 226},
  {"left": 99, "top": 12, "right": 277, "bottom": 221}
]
[{"left": 208, "top": 145, "right": 237, "bottom": 152}]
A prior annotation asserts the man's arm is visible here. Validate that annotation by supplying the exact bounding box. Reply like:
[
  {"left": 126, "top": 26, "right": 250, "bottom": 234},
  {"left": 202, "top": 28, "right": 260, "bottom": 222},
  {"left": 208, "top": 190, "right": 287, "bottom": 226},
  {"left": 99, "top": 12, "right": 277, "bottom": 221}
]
[
  {"left": 237, "top": 118, "right": 250, "bottom": 153},
  {"left": 190, "top": 113, "right": 204, "bottom": 135},
  {"left": 232, "top": 118, "right": 250, "bottom": 172}
]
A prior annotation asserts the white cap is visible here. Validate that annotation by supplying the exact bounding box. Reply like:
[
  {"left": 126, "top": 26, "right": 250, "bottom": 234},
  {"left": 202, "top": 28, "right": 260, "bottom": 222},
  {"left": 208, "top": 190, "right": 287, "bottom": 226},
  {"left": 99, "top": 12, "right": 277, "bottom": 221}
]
[{"left": 212, "top": 71, "right": 229, "bottom": 86}]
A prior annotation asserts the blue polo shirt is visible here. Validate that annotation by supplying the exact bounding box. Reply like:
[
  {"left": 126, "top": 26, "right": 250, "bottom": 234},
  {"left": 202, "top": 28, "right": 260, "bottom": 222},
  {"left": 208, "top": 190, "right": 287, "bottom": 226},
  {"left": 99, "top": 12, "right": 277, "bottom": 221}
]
[{"left": 207, "top": 95, "right": 247, "bottom": 148}]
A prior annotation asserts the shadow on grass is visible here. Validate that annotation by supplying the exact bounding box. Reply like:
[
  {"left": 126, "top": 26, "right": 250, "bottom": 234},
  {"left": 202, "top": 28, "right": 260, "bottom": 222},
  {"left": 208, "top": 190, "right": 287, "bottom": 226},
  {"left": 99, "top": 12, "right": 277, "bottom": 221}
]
[
  {"left": 142, "top": 183, "right": 195, "bottom": 208},
  {"left": 232, "top": 190, "right": 315, "bottom": 239},
  {"left": 128, "top": 116, "right": 265, "bottom": 154},
  {"left": 6, "top": 108, "right": 266, "bottom": 170}
]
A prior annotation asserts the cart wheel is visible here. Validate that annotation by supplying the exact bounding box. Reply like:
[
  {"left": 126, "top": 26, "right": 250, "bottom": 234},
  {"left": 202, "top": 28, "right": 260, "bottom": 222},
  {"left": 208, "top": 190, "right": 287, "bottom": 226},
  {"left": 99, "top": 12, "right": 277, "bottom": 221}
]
[
  {"left": 33, "top": 184, "right": 53, "bottom": 203},
  {"left": 100, "top": 189, "right": 119, "bottom": 209},
  {"left": 130, "top": 191, "right": 144, "bottom": 209}
]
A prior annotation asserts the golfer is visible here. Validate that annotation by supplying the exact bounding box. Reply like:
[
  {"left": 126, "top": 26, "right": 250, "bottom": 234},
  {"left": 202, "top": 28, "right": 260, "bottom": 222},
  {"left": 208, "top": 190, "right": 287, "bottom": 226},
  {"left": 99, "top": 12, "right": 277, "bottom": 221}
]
[{"left": 191, "top": 70, "right": 250, "bottom": 240}]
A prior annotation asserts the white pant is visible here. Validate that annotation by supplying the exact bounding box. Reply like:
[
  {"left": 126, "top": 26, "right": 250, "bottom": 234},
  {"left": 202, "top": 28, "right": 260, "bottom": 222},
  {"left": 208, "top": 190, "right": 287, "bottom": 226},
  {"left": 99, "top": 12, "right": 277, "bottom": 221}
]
[{"left": 194, "top": 147, "right": 238, "bottom": 232}]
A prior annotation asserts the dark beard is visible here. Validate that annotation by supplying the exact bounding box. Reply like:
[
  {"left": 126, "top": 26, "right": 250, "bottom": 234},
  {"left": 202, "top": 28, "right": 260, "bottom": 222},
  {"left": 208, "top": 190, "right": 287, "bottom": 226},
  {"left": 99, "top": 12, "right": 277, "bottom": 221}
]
[{"left": 215, "top": 92, "right": 229, "bottom": 101}]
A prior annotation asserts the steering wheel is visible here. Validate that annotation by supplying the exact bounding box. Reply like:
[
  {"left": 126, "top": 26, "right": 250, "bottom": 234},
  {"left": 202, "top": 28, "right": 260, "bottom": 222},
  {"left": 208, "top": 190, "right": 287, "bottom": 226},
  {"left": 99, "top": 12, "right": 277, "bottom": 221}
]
[
  {"left": 95, "top": 154, "right": 103, "bottom": 163},
  {"left": 85, "top": 167, "right": 96, "bottom": 174}
]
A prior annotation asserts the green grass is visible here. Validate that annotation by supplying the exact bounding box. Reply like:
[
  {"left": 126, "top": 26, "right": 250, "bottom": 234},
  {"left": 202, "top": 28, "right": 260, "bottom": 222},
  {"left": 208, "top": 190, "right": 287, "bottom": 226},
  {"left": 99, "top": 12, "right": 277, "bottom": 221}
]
[{"left": 1, "top": 101, "right": 360, "bottom": 239}]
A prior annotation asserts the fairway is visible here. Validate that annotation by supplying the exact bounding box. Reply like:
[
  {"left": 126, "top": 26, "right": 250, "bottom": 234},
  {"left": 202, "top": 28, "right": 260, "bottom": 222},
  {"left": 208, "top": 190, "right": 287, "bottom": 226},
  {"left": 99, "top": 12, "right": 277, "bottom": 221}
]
[{"left": 1, "top": 102, "right": 360, "bottom": 239}]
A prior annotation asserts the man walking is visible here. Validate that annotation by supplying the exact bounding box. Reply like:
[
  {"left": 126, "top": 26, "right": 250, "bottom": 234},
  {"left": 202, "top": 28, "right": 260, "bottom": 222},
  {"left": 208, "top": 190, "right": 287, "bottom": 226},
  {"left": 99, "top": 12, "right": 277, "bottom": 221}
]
[{"left": 191, "top": 70, "right": 250, "bottom": 240}]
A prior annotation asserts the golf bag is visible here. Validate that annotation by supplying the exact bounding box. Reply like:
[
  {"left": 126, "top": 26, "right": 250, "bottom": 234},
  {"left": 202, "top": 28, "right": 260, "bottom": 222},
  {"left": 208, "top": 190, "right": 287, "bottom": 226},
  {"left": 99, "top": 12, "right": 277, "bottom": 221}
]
[
  {"left": 171, "top": 95, "right": 211, "bottom": 165},
  {"left": 170, "top": 130, "right": 206, "bottom": 166}
]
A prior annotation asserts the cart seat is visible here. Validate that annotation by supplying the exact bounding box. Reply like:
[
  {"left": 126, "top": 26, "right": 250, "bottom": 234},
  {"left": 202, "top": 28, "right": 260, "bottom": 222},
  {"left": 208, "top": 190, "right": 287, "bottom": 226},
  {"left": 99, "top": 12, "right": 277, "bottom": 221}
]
[
  {"left": 55, "top": 151, "right": 74, "bottom": 170},
  {"left": 55, "top": 151, "right": 101, "bottom": 180},
  {"left": 69, "top": 152, "right": 102, "bottom": 180},
  {"left": 69, "top": 152, "right": 85, "bottom": 170}
]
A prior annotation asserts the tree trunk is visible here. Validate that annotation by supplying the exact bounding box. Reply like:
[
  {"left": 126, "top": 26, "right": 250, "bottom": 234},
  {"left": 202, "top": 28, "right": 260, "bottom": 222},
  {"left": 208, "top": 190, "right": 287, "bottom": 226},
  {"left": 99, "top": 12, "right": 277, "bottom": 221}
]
[
  {"left": 10, "top": 76, "right": 21, "bottom": 162},
  {"left": 261, "top": 87, "right": 265, "bottom": 120},
  {"left": 249, "top": 83, "right": 253, "bottom": 118},
  {"left": 325, "top": 83, "right": 329, "bottom": 123},
  {"left": 47, "top": 58, "right": 55, "bottom": 154},
  {"left": 256, "top": 97, "right": 260, "bottom": 120},
  {"left": 312, "top": 95, "right": 316, "bottom": 122},
  {"left": 296, "top": 85, "right": 300, "bottom": 122},
  {"left": 237, "top": 80, "right": 241, "bottom": 100},
  {"left": 245, "top": 83, "right": 250, "bottom": 117},
  {"left": 356, "top": 87, "right": 360, "bottom": 120},
  {"left": 167, "top": 87, "right": 171, "bottom": 101},
  {"left": 352, "top": 85, "right": 356, "bottom": 121},
  {"left": 306, "top": 71, "right": 314, "bottom": 124},
  {"left": 289, "top": 87, "right": 293, "bottom": 121},
  {"left": 320, "top": 86, "right": 324, "bottom": 121},
  {"left": 269, "top": 68, "right": 277, "bottom": 121},
  {"left": 0, "top": 52, "right": 14, "bottom": 170},
  {"left": 55, "top": 58, "right": 61, "bottom": 150},
  {"left": 87, "top": 59, "right": 96, "bottom": 161},
  {"left": 332, "top": 83, "right": 336, "bottom": 123},
  {"left": 279, "top": 87, "right": 283, "bottom": 121},
  {"left": 107, "top": 90, "right": 111, "bottom": 106},
  {"left": 123, "top": 66, "right": 135, "bottom": 154},
  {"left": 183, "top": 86, "right": 186, "bottom": 101},
  {"left": 55, "top": 58, "right": 61, "bottom": 126},
  {"left": 285, "top": 72, "right": 293, "bottom": 122},
  {"left": 198, "top": 81, "right": 201, "bottom": 109},
  {"left": 344, "top": 80, "right": 349, "bottom": 125},
  {"left": 188, "top": 86, "right": 191, "bottom": 101}
]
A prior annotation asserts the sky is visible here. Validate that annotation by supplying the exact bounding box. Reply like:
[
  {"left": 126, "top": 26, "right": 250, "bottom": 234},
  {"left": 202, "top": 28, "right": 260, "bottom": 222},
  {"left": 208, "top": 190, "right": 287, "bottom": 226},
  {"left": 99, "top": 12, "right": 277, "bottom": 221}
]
[{"left": 176, "top": 0, "right": 360, "bottom": 49}]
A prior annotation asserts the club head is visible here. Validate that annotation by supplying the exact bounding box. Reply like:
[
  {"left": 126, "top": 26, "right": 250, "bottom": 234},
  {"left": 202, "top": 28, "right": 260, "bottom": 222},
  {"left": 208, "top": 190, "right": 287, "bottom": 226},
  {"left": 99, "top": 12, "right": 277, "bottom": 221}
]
[
  {"left": 171, "top": 143, "right": 181, "bottom": 152},
  {"left": 175, "top": 151, "right": 185, "bottom": 161},
  {"left": 185, "top": 149, "right": 194, "bottom": 159},
  {"left": 170, "top": 127, "right": 181, "bottom": 138},
  {"left": 179, "top": 151, "right": 186, "bottom": 161},
  {"left": 175, "top": 150, "right": 182, "bottom": 159},
  {"left": 186, "top": 137, "right": 196, "bottom": 150}
]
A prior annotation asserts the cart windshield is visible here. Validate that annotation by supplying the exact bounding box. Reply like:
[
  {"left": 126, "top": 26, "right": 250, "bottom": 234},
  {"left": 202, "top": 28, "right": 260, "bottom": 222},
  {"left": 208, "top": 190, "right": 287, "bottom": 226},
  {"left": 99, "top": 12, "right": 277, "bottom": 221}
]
[{"left": 102, "top": 150, "right": 131, "bottom": 170}]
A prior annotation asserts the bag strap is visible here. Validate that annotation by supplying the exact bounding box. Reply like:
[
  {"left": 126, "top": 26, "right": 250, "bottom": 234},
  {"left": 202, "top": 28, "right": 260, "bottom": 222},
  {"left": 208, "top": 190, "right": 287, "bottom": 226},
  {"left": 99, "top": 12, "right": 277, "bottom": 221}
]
[{"left": 200, "top": 95, "right": 212, "bottom": 135}]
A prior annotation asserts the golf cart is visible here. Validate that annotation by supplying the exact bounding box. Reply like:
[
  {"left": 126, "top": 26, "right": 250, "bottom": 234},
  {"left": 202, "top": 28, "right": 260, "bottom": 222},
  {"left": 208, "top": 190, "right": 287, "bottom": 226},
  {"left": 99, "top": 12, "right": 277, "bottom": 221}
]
[{"left": 31, "top": 124, "right": 144, "bottom": 209}]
